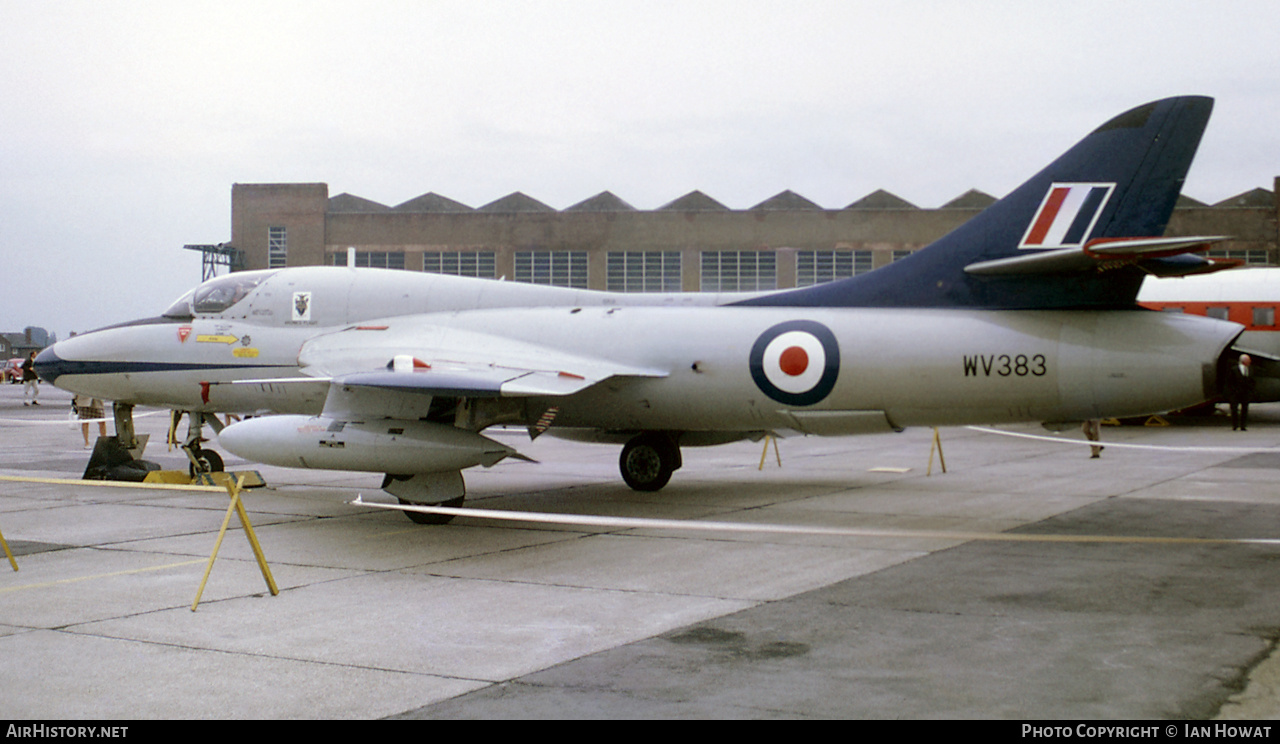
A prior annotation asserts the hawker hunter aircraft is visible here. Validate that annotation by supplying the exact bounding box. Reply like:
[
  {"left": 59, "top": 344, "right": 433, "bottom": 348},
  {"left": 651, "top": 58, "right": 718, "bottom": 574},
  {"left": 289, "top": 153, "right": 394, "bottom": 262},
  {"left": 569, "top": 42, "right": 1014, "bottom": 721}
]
[{"left": 37, "top": 96, "right": 1254, "bottom": 522}]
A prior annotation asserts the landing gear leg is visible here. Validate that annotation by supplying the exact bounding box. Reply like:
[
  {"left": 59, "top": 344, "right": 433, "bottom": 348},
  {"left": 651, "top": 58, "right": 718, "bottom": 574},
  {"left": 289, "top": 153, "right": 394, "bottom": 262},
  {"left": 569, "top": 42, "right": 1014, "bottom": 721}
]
[
  {"left": 113, "top": 402, "right": 140, "bottom": 455},
  {"left": 619, "top": 433, "right": 681, "bottom": 491},
  {"left": 181, "top": 411, "right": 226, "bottom": 477}
]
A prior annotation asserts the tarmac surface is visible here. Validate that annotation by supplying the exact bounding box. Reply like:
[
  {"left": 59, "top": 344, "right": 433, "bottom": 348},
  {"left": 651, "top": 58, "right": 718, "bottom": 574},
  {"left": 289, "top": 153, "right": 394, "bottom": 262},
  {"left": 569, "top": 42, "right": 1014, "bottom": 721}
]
[{"left": 1, "top": 382, "right": 1279, "bottom": 719}]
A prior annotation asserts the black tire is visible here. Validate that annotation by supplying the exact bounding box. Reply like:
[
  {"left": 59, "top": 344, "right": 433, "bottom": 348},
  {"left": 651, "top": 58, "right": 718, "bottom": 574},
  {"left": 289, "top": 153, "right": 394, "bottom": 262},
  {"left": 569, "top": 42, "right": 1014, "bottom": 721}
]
[
  {"left": 398, "top": 496, "right": 465, "bottom": 525},
  {"left": 188, "top": 448, "right": 224, "bottom": 477},
  {"left": 620, "top": 433, "right": 678, "bottom": 492}
]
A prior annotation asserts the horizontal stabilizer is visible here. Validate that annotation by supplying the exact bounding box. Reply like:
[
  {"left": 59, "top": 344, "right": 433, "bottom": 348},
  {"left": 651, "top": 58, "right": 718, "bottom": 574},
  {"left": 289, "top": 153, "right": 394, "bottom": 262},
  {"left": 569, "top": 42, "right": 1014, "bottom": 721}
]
[
  {"left": 964, "top": 236, "right": 1232, "bottom": 277},
  {"left": 1084, "top": 235, "right": 1231, "bottom": 258}
]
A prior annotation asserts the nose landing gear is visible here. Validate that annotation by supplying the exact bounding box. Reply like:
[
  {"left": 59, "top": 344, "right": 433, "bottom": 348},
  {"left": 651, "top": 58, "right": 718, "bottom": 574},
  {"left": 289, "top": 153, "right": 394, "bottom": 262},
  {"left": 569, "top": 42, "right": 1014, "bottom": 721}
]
[{"left": 170, "top": 410, "right": 227, "bottom": 477}]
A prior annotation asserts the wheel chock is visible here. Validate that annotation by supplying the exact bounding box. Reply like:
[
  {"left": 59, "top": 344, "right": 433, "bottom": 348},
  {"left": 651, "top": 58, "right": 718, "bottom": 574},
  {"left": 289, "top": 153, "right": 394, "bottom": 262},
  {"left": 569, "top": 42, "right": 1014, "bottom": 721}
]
[{"left": 143, "top": 470, "right": 194, "bottom": 485}]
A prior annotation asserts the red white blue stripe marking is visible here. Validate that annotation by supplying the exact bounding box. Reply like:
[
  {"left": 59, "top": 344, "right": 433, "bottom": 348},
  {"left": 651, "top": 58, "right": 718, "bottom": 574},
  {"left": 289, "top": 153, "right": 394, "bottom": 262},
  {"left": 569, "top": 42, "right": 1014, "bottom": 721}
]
[{"left": 1019, "top": 182, "right": 1115, "bottom": 249}]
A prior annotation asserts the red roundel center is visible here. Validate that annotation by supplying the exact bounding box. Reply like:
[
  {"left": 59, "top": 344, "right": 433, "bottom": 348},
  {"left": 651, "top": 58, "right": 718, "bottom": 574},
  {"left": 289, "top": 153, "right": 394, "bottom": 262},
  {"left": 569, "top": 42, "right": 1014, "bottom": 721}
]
[{"left": 778, "top": 346, "right": 809, "bottom": 377}]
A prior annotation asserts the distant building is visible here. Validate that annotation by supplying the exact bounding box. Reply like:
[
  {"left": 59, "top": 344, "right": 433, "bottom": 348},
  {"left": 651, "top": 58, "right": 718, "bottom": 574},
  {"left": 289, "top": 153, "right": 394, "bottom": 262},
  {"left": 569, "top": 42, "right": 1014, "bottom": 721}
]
[
  {"left": 2, "top": 326, "right": 55, "bottom": 360},
  {"left": 220, "top": 179, "right": 1280, "bottom": 291}
]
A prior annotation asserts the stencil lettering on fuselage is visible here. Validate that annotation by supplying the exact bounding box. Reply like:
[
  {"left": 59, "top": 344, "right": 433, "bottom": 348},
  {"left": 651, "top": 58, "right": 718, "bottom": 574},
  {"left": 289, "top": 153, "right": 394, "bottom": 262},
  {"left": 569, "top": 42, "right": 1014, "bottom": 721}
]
[{"left": 749, "top": 320, "right": 840, "bottom": 406}]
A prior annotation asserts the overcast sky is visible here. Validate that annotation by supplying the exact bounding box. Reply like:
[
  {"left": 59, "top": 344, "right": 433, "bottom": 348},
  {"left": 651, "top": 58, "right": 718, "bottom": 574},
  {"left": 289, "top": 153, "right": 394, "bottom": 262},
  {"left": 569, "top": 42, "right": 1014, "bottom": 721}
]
[{"left": 2, "top": 0, "right": 1278, "bottom": 340}]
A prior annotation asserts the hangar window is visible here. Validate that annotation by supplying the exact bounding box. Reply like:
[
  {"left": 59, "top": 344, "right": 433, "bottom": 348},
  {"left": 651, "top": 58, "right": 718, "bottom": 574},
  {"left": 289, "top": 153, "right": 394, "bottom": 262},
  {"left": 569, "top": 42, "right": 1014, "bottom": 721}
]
[
  {"left": 335, "top": 251, "right": 406, "bottom": 270},
  {"left": 423, "top": 251, "right": 496, "bottom": 278},
  {"left": 1160, "top": 306, "right": 1185, "bottom": 313},
  {"left": 268, "top": 226, "right": 287, "bottom": 268},
  {"left": 1205, "top": 307, "right": 1230, "bottom": 321},
  {"left": 700, "top": 251, "right": 777, "bottom": 292},
  {"left": 606, "top": 252, "right": 682, "bottom": 292},
  {"left": 1208, "top": 249, "right": 1269, "bottom": 266},
  {"left": 795, "top": 250, "right": 873, "bottom": 286},
  {"left": 1253, "top": 307, "right": 1275, "bottom": 327},
  {"left": 514, "top": 251, "right": 588, "bottom": 288}
]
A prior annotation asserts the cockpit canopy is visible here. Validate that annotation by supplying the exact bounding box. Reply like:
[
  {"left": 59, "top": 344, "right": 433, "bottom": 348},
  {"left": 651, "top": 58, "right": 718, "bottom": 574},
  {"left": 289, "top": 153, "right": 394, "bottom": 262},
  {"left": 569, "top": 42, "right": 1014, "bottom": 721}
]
[{"left": 162, "top": 271, "right": 278, "bottom": 318}]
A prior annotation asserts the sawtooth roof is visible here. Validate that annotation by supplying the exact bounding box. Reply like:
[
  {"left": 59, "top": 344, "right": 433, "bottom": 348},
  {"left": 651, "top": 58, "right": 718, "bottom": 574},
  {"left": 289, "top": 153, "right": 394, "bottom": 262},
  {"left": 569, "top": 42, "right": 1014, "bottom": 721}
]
[
  {"left": 565, "top": 191, "right": 638, "bottom": 212},
  {"left": 478, "top": 192, "right": 556, "bottom": 213},
  {"left": 658, "top": 190, "right": 730, "bottom": 211},
  {"left": 328, "top": 193, "right": 391, "bottom": 212},
  {"left": 941, "top": 189, "right": 997, "bottom": 209},
  {"left": 750, "top": 190, "right": 822, "bottom": 211},
  {"left": 393, "top": 192, "right": 474, "bottom": 212},
  {"left": 1214, "top": 188, "right": 1274, "bottom": 208},
  {"left": 845, "top": 189, "right": 919, "bottom": 210}
]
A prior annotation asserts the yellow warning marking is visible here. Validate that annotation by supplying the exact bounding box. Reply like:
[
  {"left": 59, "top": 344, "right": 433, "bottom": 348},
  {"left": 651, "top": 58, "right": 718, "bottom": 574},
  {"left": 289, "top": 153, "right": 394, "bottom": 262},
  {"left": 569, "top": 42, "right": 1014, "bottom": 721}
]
[
  {"left": 196, "top": 334, "right": 237, "bottom": 344},
  {"left": 232, "top": 347, "right": 259, "bottom": 358},
  {"left": 0, "top": 559, "right": 206, "bottom": 595}
]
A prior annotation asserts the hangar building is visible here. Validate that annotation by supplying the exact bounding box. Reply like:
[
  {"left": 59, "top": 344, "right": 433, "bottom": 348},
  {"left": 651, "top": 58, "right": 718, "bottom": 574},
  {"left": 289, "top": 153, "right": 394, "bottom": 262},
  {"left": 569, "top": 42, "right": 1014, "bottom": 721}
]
[{"left": 218, "top": 180, "right": 1280, "bottom": 290}]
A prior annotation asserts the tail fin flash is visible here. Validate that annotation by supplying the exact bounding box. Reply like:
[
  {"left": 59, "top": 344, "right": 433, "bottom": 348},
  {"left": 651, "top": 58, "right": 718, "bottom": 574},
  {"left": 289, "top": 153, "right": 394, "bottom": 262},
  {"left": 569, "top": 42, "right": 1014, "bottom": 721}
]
[{"left": 739, "top": 96, "right": 1216, "bottom": 310}]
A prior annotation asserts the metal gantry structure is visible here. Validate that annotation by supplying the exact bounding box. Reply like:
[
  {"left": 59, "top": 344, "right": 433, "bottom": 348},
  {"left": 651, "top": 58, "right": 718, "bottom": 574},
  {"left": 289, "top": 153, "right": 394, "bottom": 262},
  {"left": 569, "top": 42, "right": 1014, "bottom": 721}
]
[{"left": 184, "top": 243, "right": 246, "bottom": 281}]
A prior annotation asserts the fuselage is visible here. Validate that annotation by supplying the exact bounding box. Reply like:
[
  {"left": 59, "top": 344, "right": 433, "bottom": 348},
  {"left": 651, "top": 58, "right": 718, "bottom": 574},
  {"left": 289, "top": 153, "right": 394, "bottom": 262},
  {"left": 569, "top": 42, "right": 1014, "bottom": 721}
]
[
  {"left": 1140, "top": 269, "right": 1280, "bottom": 356},
  {"left": 38, "top": 266, "right": 1242, "bottom": 436}
]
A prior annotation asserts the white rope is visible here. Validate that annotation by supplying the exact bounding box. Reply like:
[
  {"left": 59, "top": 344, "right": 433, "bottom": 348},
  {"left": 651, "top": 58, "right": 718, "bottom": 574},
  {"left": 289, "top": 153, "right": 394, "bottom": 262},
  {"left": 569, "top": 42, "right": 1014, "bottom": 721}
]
[
  {"left": 964, "top": 425, "right": 1280, "bottom": 453},
  {"left": 0, "top": 410, "right": 166, "bottom": 426},
  {"left": 350, "top": 496, "right": 1280, "bottom": 547}
]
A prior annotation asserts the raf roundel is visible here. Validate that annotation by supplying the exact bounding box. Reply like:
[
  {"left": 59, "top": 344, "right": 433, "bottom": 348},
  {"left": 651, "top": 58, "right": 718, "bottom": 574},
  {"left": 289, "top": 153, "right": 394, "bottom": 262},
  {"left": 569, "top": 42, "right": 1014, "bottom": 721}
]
[{"left": 749, "top": 320, "right": 840, "bottom": 406}]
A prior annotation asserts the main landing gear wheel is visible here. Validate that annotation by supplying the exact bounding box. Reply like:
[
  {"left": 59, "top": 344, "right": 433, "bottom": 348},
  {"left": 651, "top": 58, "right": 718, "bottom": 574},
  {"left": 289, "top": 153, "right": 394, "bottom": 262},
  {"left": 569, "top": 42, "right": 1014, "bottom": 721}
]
[
  {"left": 619, "top": 433, "right": 681, "bottom": 492},
  {"left": 188, "top": 447, "right": 224, "bottom": 478},
  {"left": 397, "top": 496, "right": 465, "bottom": 525}
]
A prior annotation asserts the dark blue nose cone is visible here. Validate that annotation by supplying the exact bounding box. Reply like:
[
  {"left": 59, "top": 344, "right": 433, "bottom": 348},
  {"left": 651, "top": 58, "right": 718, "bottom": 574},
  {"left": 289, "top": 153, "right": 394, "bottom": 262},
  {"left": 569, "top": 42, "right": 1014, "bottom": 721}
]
[{"left": 32, "top": 346, "right": 63, "bottom": 384}]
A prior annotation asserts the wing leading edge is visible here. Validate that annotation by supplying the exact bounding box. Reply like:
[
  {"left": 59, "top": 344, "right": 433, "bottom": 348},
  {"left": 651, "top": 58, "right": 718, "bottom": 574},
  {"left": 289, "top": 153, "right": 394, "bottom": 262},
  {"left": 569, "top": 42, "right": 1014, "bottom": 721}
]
[{"left": 294, "top": 318, "right": 667, "bottom": 420}]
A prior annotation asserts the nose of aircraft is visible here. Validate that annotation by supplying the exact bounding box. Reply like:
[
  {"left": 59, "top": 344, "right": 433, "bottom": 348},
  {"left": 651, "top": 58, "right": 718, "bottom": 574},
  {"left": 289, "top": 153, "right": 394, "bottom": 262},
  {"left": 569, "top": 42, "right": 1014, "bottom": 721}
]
[{"left": 33, "top": 345, "right": 63, "bottom": 384}]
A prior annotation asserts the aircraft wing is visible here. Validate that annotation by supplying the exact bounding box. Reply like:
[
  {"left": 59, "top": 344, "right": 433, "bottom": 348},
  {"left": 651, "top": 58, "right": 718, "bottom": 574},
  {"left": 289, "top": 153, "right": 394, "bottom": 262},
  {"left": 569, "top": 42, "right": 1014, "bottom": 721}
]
[
  {"left": 296, "top": 317, "right": 666, "bottom": 408},
  {"left": 963, "top": 235, "right": 1234, "bottom": 277}
]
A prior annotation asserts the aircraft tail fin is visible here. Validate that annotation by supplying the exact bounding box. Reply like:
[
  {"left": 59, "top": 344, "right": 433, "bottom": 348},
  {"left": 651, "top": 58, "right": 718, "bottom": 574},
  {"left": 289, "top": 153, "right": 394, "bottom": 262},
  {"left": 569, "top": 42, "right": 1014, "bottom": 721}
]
[{"left": 738, "top": 96, "right": 1217, "bottom": 310}]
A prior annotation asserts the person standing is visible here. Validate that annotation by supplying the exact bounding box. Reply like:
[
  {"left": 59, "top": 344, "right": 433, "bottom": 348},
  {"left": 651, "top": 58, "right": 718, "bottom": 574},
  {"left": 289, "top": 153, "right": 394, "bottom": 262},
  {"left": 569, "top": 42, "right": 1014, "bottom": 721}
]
[
  {"left": 74, "top": 394, "right": 107, "bottom": 447},
  {"left": 21, "top": 351, "right": 39, "bottom": 406},
  {"left": 1082, "top": 419, "right": 1103, "bottom": 458},
  {"left": 1225, "top": 354, "right": 1256, "bottom": 431}
]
